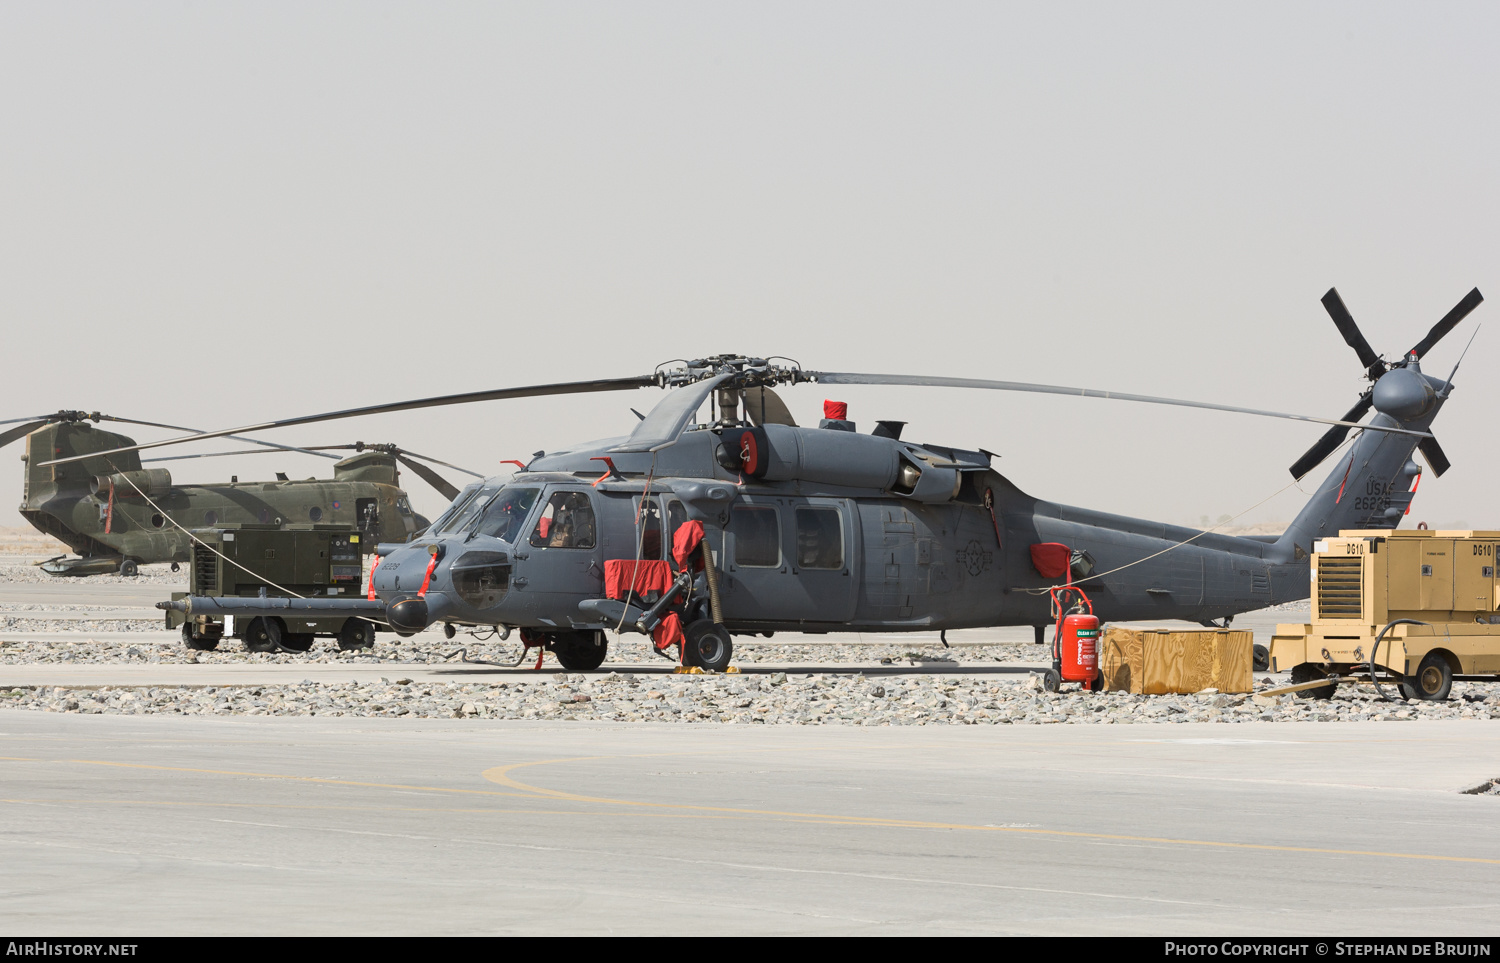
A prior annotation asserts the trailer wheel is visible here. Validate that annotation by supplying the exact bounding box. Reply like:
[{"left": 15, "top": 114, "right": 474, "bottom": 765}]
[
  {"left": 337, "top": 620, "right": 375, "bottom": 651},
  {"left": 279, "top": 633, "right": 315, "bottom": 653},
  {"left": 1290, "top": 663, "right": 1337, "bottom": 700},
  {"left": 683, "top": 621, "right": 733, "bottom": 672},
  {"left": 554, "top": 631, "right": 608, "bottom": 671},
  {"left": 1403, "top": 652, "right": 1453, "bottom": 701},
  {"left": 181, "top": 624, "right": 218, "bottom": 652},
  {"left": 243, "top": 617, "right": 282, "bottom": 653}
]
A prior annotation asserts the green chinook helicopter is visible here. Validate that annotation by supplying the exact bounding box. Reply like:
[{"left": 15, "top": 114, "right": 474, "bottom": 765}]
[
  {"left": 83, "top": 285, "right": 1480, "bottom": 673},
  {"left": 5, "top": 411, "right": 476, "bottom": 575}
]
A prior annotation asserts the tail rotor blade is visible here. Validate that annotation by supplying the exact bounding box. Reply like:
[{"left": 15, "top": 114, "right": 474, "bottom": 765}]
[
  {"left": 393, "top": 453, "right": 461, "bottom": 501},
  {"left": 1288, "top": 394, "right": 1373, "bottom": 479},
  {"left": 1418, "top": 435, "right": 1451, "bottom": 476},
  {"left": 1410, "top": 287, "right": 1484, "bottom": 361},
  {"left": 1322, "top": 288, "right": 1383, "bottom": 376}
]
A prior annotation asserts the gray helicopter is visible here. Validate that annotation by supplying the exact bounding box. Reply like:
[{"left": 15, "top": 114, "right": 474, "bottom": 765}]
[{"left": 68, "top": 287, "right": 1477, "bottom": 670}]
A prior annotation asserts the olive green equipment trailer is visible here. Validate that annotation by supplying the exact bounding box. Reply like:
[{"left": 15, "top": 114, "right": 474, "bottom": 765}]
[
  {"left": 1268, "top": 529, "right": 1500, "bottom": 701},
  {"left": 164, "top": 526, "right": 381, "bottom": 653}
]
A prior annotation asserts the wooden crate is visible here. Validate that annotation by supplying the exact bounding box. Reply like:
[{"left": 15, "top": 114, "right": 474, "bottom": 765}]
[{"left": 1099, "top": 627, "right": 1253, "bottom": 694}]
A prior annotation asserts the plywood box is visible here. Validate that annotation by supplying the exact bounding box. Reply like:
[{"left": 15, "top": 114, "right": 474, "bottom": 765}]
[{"left": 1099, "top": 627, "right": 1253, "bottom": 694}]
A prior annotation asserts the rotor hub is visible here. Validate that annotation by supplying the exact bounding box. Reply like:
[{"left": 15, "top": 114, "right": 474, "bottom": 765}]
[{"left": 1371, "top": 365, "right": 1436, "bottom": 421}]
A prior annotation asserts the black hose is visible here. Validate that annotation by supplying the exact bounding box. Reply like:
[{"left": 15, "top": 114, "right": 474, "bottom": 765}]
[{"left": 1369, "top": 619, "right": 1428, "bottom": 702}]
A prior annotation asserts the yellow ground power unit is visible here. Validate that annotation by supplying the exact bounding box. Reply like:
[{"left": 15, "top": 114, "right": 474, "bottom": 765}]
[{"left": 1268, "top": 529, "right": 1500, "bottom": 701}]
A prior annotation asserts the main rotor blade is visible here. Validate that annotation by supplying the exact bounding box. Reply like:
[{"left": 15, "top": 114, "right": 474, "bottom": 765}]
[
  {"left": 0, "top": 414, "right": 53, "bottom": 426},
  {"left": 1321, "top": 288, "right": 1382, "bottom": 374},
  {"left": 1409, "top": 287, "right": 1484, "bottom": 361},
  {"left": 0, "top": 420, "right": 50, "bottom": 451},
  {"left": 1418, "top": 435, "right": 1451, "bottom": 477},
  {"left": 609, "top": 374, "right": 734, "bottom": 453},
  {"left": 394, "top": 452, "right": 461, "bottom": 501},
  {"left": 805, "top": 372, "right": 1430, "bottom": 438},
  {"left": 392, "top": 448, "right": 485, "bottom": 479},
  {"left": 1288, "top": 394, "right": 1373, "bottom": 479},
  {"left": 40, "top": 375, "right": 659, "bottom": 467}
]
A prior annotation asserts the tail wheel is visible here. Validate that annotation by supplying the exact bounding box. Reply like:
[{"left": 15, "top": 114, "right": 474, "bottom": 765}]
[
  {"left": 337, "top": 620, "right": 375, "bottom": 651},
  {"left": 1290, "top": 662, "right": 1337, "bottom": 700},
  {"left": 1403, "top": 652, "right": 1453, "bottom": 701},
  {"left": 683, "top": 621, "right": 733, "bottom": 672},
  {"left": 553, "top": 631, "right": 608, "bottom": 671},
  {"left": 242, "top": 617, "right": 282, "bottom": 653}
]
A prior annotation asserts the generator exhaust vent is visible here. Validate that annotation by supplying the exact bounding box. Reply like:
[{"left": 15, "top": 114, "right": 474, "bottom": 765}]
[{"left": 1317, "top": 557, "right": 1363, "bottom": 619}]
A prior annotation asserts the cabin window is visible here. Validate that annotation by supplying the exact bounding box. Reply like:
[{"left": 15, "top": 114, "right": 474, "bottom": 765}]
[
  {"left": 203, "top": 510, "right": 217, "bottom": 526},
  {"left": 730, "top": 506, "right": 780, "bottom": 567},
  {"left": 473, "top": 487, "right": 540, "bottom": 541},
  {"left": 636, "top": 497, "right": 665, "bottom": 559},
  {"left": 309, "top": 507, "right": 322, "bottom": 522},
  {"left": 530, "top": 491, "right": 597, "bottom": 549},
  {"left": 795, "top": 508, "right": 843, "bottom": 570},
  {"left": 665, "top": 501, "right": 688, "bottom": 558}
]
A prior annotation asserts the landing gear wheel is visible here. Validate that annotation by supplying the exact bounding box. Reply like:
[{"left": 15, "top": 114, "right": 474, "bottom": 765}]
[
  {"left": 242, "top": 617, "right": 282, "bottom": 653},
  {"left": 1253, "top": 644, "right": 1270, "bottom": 672},
  {"left": 118, "top": 560, "right": 138, "bottom": 577},
  {"left": 553, "top": 631, "right": 608, "bottom": 671},
  {"left": 1290, "top": 662, "right": 1337, "bottom": 700},
  {"left": 683, "top": 621, "right": 733, "bottom": 672},
  {"left": 279, "top": 633, "right": 315, "bottom": 653},
  {"left": 337, "top": 619, "right": 375, "bottom": 651},
  {"left": 1403, "top": 653, "right": 1453, "bottom": 701},
  {"left": 181, "top": 624, "right": 218, "bottom": 651}
]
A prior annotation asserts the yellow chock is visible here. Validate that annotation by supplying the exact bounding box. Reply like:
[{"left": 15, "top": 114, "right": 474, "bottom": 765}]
[
  {"left": 726, "top": 666, "right": 740, "bottom": 674},
  {"left": 672, "top": 666, "right": 706, "bottom": 675}
]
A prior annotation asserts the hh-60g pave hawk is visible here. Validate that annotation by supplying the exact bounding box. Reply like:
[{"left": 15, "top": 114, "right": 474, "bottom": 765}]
[
  {"left": 4, "top": 410, "right": 479, "bottom": 575},
  {"left": 53, "top": 286, "right": 1476, "bottom": 670}
]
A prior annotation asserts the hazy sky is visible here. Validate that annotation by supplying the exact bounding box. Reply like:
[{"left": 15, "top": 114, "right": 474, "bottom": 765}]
[{"left": 2, "top": 2, "right": 1496, "bottom": 529}]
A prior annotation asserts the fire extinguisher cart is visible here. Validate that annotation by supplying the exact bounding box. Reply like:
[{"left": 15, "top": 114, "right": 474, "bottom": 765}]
[{"left": 1042, "top": 586, "right": 1103, "bottom": 693}]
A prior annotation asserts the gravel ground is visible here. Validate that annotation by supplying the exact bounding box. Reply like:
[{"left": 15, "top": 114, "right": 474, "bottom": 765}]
[
  {"left": 5, "top": 673, "right": 1500, "bottom": 724},
  {"left": 0, "top": 558, "right": 1493, "bottom": 727}
]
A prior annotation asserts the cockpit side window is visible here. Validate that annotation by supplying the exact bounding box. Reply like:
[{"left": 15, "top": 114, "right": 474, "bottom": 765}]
[
  {"left": 473, "top": 487, "right": 540, "bottom": 541},
  {"left": 636, "top": 497, "right": 664, "bottom": 560},
  {"left": 530, "top": 491, "right": 597, "bottom": 549}
]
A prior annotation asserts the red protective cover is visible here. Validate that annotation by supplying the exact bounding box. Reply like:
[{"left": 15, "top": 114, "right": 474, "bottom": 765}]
[
  {"left": 1029, "top": 542, "right": 1072, "bottom": 580},
  {"left": 652, "top": 611, "right": 685, "bottom": 652},
  {"left": 823, "top": 400, "right": 848, "bottom": 420},
  {"left": 604, "top": 559, "right": 674, "bottom": 600},
  {"left": 672, "top": 519, "right": 706, "bottom": 570}
]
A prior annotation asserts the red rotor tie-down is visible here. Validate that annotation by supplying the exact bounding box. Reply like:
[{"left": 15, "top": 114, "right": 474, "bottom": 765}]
[
  {"left": 418, "top": 552, "right": 439, "bottom": 597},
  {"left": 366, "top": 554, "right": 382, "bottom": 600}
]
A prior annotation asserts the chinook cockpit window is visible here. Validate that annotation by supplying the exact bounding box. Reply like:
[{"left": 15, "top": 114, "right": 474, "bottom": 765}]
[
  {"left": 530, "top": 491, "right": 597, "bottom": 549},
  {"left": 435, "top": 484, "right": 500, "bottom": 535},
  {"left": 473, "top": 487, "right": 540, "bottom": 541}
]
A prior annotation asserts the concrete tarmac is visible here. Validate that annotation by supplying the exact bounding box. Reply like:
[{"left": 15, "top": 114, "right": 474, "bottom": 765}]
[{"left": 1, "top": 712, "right": 1497, "bottom": 935}]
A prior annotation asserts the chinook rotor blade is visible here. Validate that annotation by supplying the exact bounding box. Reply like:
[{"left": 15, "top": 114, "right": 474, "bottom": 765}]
[
  {"left": 804, "top": 372, "right": 1430, "bottom": 438},
  {"left": 1418, "top": 435, "right": 1451, "bottom": 476},
  {"left": 1409, "top": 287, "right": 1484, "bottom": 361},
  {"left": 1321, "top": 288, "right": 1383, "bottom": 375},
  {"left": 1287, "top": 394, "right": 1373, "bottom": 479},
  {"left": 40, "top": 375, "right": 660, "bottom": 467},
  {"left": 393, "top": 452, "right": 461, "bottom": 500},
  {"left": 0, "top": 420, "right": 50, "bottom": 451},
  {"left": 609, "top": 373, "right": 735, "bottom": 453}
]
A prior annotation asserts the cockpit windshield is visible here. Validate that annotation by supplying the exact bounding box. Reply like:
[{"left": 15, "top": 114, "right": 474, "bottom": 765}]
[
  {"left": 434, "top": 484, "right": 500, "bottom": 535},
  {"left": 427, "top": 482, "right": 484, "bottom": 532},
  {"left": 472, "top": 487, "right": 540, "bottom": 541}
]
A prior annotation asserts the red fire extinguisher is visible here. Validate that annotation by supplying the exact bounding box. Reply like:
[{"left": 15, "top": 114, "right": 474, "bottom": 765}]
[{"left": 1048, "top": 585, "right": 1101, "bottom": 691}]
